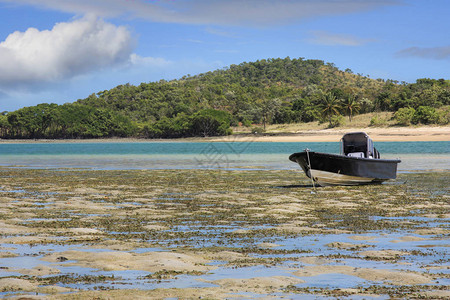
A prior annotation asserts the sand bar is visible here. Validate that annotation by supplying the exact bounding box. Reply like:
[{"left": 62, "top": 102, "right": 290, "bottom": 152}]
[
  {"left": 0, "top": 126, "right": 448, "bottom": 143},
  {"left": 212, "top": 126, "right": 450, "bottom": 142}
]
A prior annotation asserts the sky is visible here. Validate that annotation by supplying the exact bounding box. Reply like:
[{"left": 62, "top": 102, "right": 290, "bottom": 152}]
[{"left": 0, "top": 0, "right": 449, "bottom": 112}]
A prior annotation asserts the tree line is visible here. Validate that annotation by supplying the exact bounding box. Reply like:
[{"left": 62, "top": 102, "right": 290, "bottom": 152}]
[
  {"left": 0, "top": 103, "right": 136, "bottom": 139},
  {"left": 1, "top": 57, "right": 449, "bottom": 139},
  {"left": 0, "top": 104, "right": 231, "bottom": 139}
]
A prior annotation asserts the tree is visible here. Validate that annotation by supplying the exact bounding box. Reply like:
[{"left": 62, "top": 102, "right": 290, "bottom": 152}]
[
  {"left": 412, "top": 106, "right": 439, "bottom": 125},
  {"left": 375, "top": 91, "right": 392, "bottom": 111},
  {"left": 292, "top": 97, "right": 319, "bottom": 122},
  {"left": 190, "top": 109, "right": 232, "bottom": 137},
  {"left": 143, "top": 109, "right": 232, "bottom": 138},
  {"left": 341, "top": 95, "right": 360, "bottom": 122},
  {"left": 5, "top": 104, "right": 58, "bottom": 138},
  {"left": 257, "top": 97, "right": 281, "bottom": 130},
  {"left": 319, "top": 92, "right": 341, "bottom": 127},
  {"left": 0, "top": 114, "right": 10, "bottom": 137},
  {"left": 394, "top": 107, "right": 415, "bottom": 125}
]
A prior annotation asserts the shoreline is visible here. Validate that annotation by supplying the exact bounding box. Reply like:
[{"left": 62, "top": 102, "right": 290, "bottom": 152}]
[
  {"left": 0, "top": 126, "right": 449, "bottom": 143},
  {"left": 211, "top": 126, "right": 450, "bottom": 142}
]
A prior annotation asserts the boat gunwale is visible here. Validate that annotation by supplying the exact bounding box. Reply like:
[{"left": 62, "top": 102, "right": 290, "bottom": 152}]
[{"left": 289, "top": 151, "right": 401, "bottom": 164}]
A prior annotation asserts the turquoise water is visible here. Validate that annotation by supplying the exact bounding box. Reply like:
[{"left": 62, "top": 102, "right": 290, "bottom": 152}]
[{"left": 0, "top": 141, "right": 448, "bottom": 171}]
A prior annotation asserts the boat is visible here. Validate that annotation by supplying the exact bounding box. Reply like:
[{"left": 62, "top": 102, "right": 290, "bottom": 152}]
[{"left": 289, "top": 132, "right": 401, "bottom": 186}]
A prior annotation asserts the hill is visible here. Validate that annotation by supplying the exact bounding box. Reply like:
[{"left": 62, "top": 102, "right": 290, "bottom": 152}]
[
  {"left": 1, "top": 57, "right": 449, "bottom": 139},
  {"left": 77, "top": 57, "right": 385, "bottom": 124}
]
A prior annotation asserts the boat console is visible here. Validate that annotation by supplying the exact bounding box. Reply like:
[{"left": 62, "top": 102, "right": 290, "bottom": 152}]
[{"left": 340, "top": 132, "right": 380, "bottom": 159}]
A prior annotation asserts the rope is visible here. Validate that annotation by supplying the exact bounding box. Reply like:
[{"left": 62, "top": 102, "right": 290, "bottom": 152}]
[{"left": 305, "top": 148, "right": 316, "bottom": 191}]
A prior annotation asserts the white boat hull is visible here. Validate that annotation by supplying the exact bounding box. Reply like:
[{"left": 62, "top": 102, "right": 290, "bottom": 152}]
[{"left": 310, "top": 169, "right": 378, "bottom": 187}]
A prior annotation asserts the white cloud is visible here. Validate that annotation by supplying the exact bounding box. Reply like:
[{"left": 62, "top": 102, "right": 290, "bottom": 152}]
[
  {"left": 129, "top": 54, "right": 172, "bottom": 67},
  {"left": 0, "top": 15, "right": 135, "bottom": 88},
  {"left": 396, "top": 46, "right": 450, "bottom": 60},
  {"left": 308, "top": 30, "right": 374, "bottom": 46},
  {"left": 1, "top": 0, "right": 400, "bottom": 26}
]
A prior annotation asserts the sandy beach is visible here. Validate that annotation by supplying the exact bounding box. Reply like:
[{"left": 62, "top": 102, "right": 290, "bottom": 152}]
[
  {"left": 211, "top": 126, "right": 450, "bottom": 142},
  {"left": 0, "top": 125, "right": 449, "bottom": 143}
]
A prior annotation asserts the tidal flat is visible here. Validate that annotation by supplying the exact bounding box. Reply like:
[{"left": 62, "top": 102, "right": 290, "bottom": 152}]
[{"left": 0, "top": 168, "right": 448, "bottom": 299}]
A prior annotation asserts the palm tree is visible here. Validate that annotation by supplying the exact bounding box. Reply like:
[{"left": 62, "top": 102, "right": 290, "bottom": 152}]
[
  {"left": 257, "top": 97, "right": 281, "bottom": 130},
  {"left": 341, "top": 95, "right": 360, "bottom": 122},
  {"left": 319, "top": 92, "right": 341, "bottom": 127}
]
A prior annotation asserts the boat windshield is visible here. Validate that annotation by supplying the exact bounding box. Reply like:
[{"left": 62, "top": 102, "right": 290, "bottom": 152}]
[{"left": 340, "top": 132, "right": 379, "bottom": 158}]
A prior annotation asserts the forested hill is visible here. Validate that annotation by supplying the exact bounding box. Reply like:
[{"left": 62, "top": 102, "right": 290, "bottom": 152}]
[
  {"left": 77, "top": 57, "right": 385, "bottom": 124},
  {"left": 1, "top": 57, "right": 449, "bottom": 139}
]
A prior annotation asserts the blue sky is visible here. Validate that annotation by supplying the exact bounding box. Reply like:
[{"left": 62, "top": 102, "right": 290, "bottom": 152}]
[{"left": 0, "top": 0, "right": 449, "bottom": 112}]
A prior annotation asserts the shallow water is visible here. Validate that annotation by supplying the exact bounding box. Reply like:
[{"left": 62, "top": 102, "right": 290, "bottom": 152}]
[
  {"left": 0, "top": 167, "right": 448, "bottom": 298},
  {"left": 1, "top": 226, "right": 447, "bottom": 295},
  {"left": 0, "top": 141, "right": 448, "bottom": 171}
]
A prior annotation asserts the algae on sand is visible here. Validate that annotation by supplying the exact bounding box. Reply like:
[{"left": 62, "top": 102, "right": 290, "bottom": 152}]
[{"left": 0, "top": 168, "right": 448, "bottom": 299}]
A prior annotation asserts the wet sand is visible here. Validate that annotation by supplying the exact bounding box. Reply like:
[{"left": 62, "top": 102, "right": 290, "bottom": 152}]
[
  {"left": 0, "top": 125, "right": 449, "bottom": 143},
  {"left": 0, "top": 168, "right": 448, "bottom": 299}
]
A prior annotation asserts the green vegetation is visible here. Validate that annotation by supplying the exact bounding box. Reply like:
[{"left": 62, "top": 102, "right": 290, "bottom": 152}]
[
  {"left": 318, "top": 92, "right": 341, "bottom": 127},
  {"left": 394, "top": 107, "right": 416, "bottom": 125},
  {"left": 341, "top": 94, "right": 361, "bottom": 122},
  {"left": 1, "top": 57, "right": 449, "bottom": 139},
  {"left": 2, "top": 103, "right": 137, "bottom": 139},
  {"left": 142, "top": 108, "right": 232, "bottom": 138}
]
